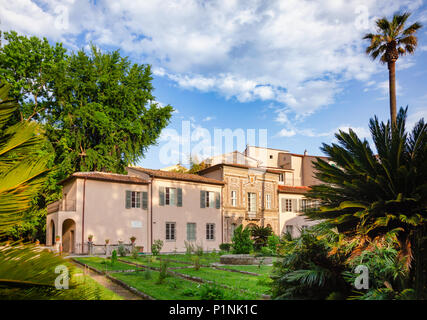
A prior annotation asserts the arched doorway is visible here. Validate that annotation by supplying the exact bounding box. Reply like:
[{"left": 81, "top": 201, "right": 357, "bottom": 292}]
[
  {"left": 62, "top": 219, "right": 76, "bottom": 253},
  {"left": 50, "top": 220, "right": 55, "bottom": 246}
]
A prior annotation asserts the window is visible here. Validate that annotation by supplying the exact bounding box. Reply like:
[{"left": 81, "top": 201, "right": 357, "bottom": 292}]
[
  {"left": 279, "top": 173, "right": 284, "bottom": 182},
  {"left": 132, "top": 191, "right": 141, "bottom": 208},
  {"left": 166, "top": 222, "right": 176, "bottom": 241},
  {"left": 126, "top": 191, "right": 148, "bottom": 209},
  {"left": 300, "top": 199, "right": 308, "bottom": 211},
  {"left": 187, "top": 223, "right": 196, "bottom": 241},
  {"left": 231, "top": 190, "right": 237, "bottom": 207},
  {"left": 248, "top": 192, "right": 256, "bottom": 213},
  {"left": 200, "top": 191, "right": 220, "bottom": 208},
  {"left": 285, "top": 199, "right": 292, "bottom": 212},
  {"left": 266, "top": 194, "right": 271, "bottom": 209},
  {"left": 269, "top": 155, "right": 273, "bottom": 159},
  {"left": 160, "top": 187, "right": 182, "bottom": 206},
  {"left": 230, "top": 223, "right": 237, "bottom": 237},
  {"left": 206, "top": 223, "right": 215, "bottom": 240}
]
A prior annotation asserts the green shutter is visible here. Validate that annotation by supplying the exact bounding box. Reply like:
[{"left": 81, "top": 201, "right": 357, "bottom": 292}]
[
  {"left": 200, "top": 190, "right": 205, "bottom": 208},
  {"left": 177, "top": 188, "right": 182, "bottom": 207},
  {"left": 125, "top": 190, "right": 131, "bottom": 209},
  {"left": 159, "top": 187, "right": 165, "bottom": 206},
  {"left": 142, "top": 191, "right": 148, "bottom": 210},
  {"left": 215, "top": 192, "right": 220, "bottom": 209}
]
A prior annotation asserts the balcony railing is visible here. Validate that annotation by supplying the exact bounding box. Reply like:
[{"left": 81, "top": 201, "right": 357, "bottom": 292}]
[
  {"left": 246, "top": 211, "right": 260, "bottom": 220},
  {"left": 47, "top": 199, "right": 76, "bottom": 214}
]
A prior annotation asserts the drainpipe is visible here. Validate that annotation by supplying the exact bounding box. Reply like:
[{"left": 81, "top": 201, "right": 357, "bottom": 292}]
[
  {"left": 81, "top": 178, "right": 86, "bottom": 254},
  {"left": 150, "top": 178, "right": 153, "bottom": 250}
]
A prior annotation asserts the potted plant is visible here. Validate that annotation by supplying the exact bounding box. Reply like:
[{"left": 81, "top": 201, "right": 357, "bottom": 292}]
[
  {"left": 35, "top": 239, "right": 40, "bottom": 245},
  {"left": 130, "top": 236, "right": 136, "bottom": 244},
  {"left": 105, "top": 239, "right": 110, "bottom": 245},
  {"left": 55, "top": 235, "right": 60, "bottom": 243},
  {"left": 88, "top": 234, "right": 94, "bottom": 242}
]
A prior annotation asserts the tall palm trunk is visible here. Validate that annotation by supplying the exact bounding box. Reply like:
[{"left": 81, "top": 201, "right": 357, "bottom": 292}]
[{"left": 388, "top": 61, "right": 397, "bottom": 128}]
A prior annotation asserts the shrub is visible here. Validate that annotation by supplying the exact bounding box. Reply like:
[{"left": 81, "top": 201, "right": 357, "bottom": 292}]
[
  {"left": 267, "top": 234, "right": 280, "bottom": 256},
  {"left": 199, "top": 283, "right": 225, "bottom": 300},
  {"left": 143, "top": 267, "right": 152, "bottom": 280},
  {"left": 231, "top": 225, "right": 253, "bottom": 254},
  {"left": 156, "top": 260, "right": 169, "bottom": 284},
  {"left": 192, "top": 256, "right": 201, "bottom": 271},
  {"left": 131, "top": 247, "right": 139, "bottom": 259},
  {"left": 184, "top": 241, "right": 195, "bottom": 255},
  {"left": 219, "top": 243, "right": 232, "bottom": 252},
  {"left": 194, "top": 244, "right": 204, "bottom": 256},
  {"left": 118, "top": 244, "right": 127, "bottom": 257},
  {"left": 250, "top": 225, "right": 273, "bottom": 251},
  {"left": 111, "top": 250, "right": 117, "bottom": 266},
  {"left": 151, "top": 239, "right": 164, "bottom": 256}
]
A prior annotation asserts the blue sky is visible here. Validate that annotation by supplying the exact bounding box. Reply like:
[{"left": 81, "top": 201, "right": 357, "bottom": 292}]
[{"left": 1, "top": 0, "right": 427, "bottom": 169}]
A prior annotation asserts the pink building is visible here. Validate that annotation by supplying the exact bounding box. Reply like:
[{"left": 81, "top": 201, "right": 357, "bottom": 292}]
[{"left": 46, "top": 169, "right": 224, "bottom": 254}]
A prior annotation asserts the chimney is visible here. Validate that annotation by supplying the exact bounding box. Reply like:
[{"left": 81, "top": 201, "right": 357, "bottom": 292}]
[{"left": 304, "top": 149, "right": 307, "bottom": 156}]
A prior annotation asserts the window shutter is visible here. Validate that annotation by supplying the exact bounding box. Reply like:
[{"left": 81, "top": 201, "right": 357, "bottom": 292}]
[
  {"left": 215, "top": 192, "right": 220, "bottom": 209},
  {"left": 281, "top": 198, "right": 286, "bottom": 213},
  {"left": 200, "top": 191, "right": 205, "bottom": 208},
  {"left": 159, "top": 187, "right": 165, "bottom": 206},
  {"left": 142, "top": 192, "right": 148, "bottom": 210},
  {"left": 125, "top": 190, "right": 131, "bottom": 209},
  {"left": 292, "top": 199, "right": 298, "bottom": 212},
  {"left": 177, "top": 188, "right": 183, "bottom": 207}
]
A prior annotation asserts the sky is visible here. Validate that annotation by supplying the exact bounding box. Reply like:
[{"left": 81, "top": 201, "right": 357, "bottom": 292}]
[{"left": 1, "top": 0, "right": 427, "bottom": 169}]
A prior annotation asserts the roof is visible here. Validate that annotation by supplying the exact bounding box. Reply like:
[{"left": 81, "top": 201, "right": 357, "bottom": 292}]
[
  {"left": 60, "top": 172, "right": 150, "bottom": 185},
  {"left": 128, "top": 167, "right": 225, "bottom": 186},
  {"left": 197, "top": 162, "right": 282, "bottom": 175},
  {"left": 278, "top": 185, "right": 311, "bottom": 194}
]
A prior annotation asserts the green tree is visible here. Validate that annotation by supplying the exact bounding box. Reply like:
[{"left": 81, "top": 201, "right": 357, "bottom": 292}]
[
  {"left": 0, "top": 31, "right": 173, "bottom": 241},
  {"left": 231, "top": 225, "right": 253, "bottom": 254},
  {"left": 364, "top": 12, "right": 422, "bottom": 127},
  {"left": 0, "top": 83, "right": 97, "bottom": 299},
  {"left": 306, "top": 107, "right": 427, "bottom": 298}
]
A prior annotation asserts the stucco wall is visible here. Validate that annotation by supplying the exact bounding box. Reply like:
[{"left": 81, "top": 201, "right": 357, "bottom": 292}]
[{"left": 151, "top": 179, "right": 222, "bottom": 253}]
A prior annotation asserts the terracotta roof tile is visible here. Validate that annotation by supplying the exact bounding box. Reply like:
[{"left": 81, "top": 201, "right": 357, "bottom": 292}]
[
  {"left": 128, "top": 167, "right": 225, "bottom": 185},
  {"left": 278, "top": 185, "right": 311, "bottom": 194},
  {"left": 61, "top": 172, "right": 150, "bottom": 185}
]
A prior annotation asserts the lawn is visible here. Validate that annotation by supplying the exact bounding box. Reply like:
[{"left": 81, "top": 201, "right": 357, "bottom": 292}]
[
  {"left": 71, "top": 266, "right": 123, "bottom": 300},
  {"left": 159, "top": 252, "right": 222, "bottom": 265},
  {"left": 74, "top": 257, "right": 138, "bottom": 272},
  {"left": 119, "top": 256, "right": 188, "bottom": 268},
  {"left": 173, "top": 267, "right": 272, "bottom": 296},
  {"left": 219, "top": 264, "right": 273, "bottom": 275},
  {"left": 112, "top": 270, "right": 259, "bottom": 300}
]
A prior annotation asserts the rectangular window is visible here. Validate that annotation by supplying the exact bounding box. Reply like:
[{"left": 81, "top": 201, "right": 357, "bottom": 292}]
[
  {"left": 187, "top": 223, "right": 196, "bottom": 241},
  {"left": 206, "top": 223, "right": 215, "bottom": 240},
  {"left": 279, "top": 174, "right": 284, "bottom": 182},
  {"left": 204, "top": 191, "right": 216, "bottom": 208},
  {"left": 300, "top": 199, "right": 308, "bottom": 211},
  {"left": 165, "top": 188, "right": 178, "bottom": 206},
  {"left": 231, "top": 190, "right": 237, "bottom": 207},
  {"left": 248, "top": 192, "right": 256, "bottom": 213},
  {"left": 285, "top": 199, "right": 292, "bottom": 212},
  {"left": 166, "top": 222, "right": 176, "bottom": 241},
  {"left": 131, "top": 191, "right": 141, "bottom": 208},
  {"left": 266, "top": 194, "right": 271, "bottom": 209}
]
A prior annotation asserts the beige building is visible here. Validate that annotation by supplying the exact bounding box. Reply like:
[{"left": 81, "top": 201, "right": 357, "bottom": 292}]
[
  {"left": 46, "top": 169, "right": 224, "bottom": 254},
  {"left": 198, "top": 163, "right": 282, "bottom": 242}
]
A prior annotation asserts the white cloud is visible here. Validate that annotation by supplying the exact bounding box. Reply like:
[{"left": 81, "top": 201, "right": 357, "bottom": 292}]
[
  {"left": 276, "top": 128, "right": 296, "bottom": 137},
  {"left": 0, "top": 0, "right": 423, "bottom": 117},
  {"left": 202, "top": 116, "right": 215, "bottom": 122}
]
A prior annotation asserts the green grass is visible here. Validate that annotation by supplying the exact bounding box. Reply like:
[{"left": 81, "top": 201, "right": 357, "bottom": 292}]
[
  {"left": 71, "top": 266, "right": 123, "bottom": 300},
  {"left": 119, "top": 256, "right": 187, "bottom": 268},
  {"left": 112, "top": 270, "right": 259, "bottom": 300},
  {"left": 159, "top": 252, "right": 221, "bottom": 265},
  {"left": 219, "top": 265, "right": 273, "bottom": 275},
  {"left": 173, "top": 267, "right": 272, "bottom": 296},
  {"left": 73, "top": 257, "right": 137, "bottom": 272}
]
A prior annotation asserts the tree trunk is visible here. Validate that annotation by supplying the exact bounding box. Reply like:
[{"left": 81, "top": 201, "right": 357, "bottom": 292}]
[{"left": 388, "top": 61, "right": 397, "bottom": 128}]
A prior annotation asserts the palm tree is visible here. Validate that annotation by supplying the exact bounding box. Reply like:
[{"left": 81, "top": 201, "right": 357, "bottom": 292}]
[
  {"left": 0, "top": 83, "right": 98, "bottom": 299},
  {"left": 363, "top": 12, "right": 422, "bottom": 127},
  {"left": 306, "top": 107, "right": 427, "bottom": 298}
]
